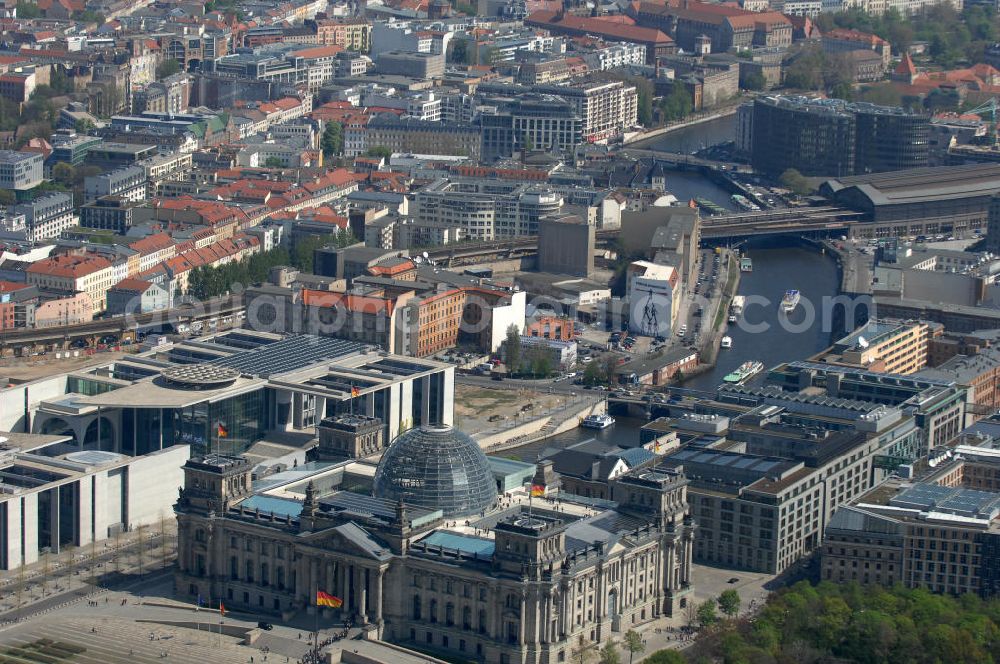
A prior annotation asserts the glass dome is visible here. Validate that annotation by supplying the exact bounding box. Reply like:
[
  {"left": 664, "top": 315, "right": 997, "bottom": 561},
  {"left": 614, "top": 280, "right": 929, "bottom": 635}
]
[{"left": 373, "top": 424, "right": 498, "bottom": 518}]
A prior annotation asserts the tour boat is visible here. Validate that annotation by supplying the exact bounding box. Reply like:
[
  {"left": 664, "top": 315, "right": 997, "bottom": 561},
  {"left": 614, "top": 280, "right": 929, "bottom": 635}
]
[
  {"left": 781, "top": 289, "right": 800, "bottom": 313},
  {"left": 695, "top": 197, "right": 727, "bottom": 216},
  {"left": 582, "top": 414, "right": 616, "bottom": 429},
  {"left": 720, "top": 336, "right": 732, "bottom": 349},
  {"left": 723, "top": 361, "right": 764, "bottom": 385}
]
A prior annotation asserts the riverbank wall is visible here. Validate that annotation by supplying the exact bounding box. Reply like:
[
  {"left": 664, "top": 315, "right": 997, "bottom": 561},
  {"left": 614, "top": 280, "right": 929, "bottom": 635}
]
[
  {"left": 625, "top": 106, "right": 739, "bottom": 147},
  {"left": 478, "top": 399, "right": 606, "bottom": 453}
]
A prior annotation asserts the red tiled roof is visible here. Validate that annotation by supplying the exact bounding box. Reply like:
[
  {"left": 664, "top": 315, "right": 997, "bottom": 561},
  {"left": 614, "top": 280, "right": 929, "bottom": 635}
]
[
  {"left": 895, "top": 53, "right": 917, "bottom": 77},
  {"left": 128, "top": 232, "right": 175, "bottom": 256},
  {"left": 526, "top": 11, "right": 674, "bottom": 44},
  {"left": 293, "top": 44, "right": 344, "bottom": 59},
  {"left": 111, "top": 278, "right": 154, "bottom": 293},
  {"left": 0, "top": 280, "right": 28, "bottom": 293},
  {"left": 27, "top": 255, "right": 111, "bottom": 279},
  {"left": 369, "top": 259, "right": 415, "bottom": 277},
  {"left": 824, "top": 28, "right": 887, "bottom": 47},
  {"left": 301, "top": 289, "right": 395, "bottom": 314}
]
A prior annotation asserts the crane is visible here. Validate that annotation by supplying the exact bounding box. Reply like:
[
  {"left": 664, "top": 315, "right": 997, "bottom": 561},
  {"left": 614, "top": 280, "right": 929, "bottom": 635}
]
[{"left": 962, "top": 97, "right": 999, "bottom": 145}]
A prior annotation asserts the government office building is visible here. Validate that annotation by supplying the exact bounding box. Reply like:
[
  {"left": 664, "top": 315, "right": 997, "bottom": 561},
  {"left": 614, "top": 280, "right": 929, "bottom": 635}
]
[
  {"left": 0, "top": 330, "right": 454, "bottom": 459},
  {"left": 174, "top": 421, "right": 697, "bottom": 664}
]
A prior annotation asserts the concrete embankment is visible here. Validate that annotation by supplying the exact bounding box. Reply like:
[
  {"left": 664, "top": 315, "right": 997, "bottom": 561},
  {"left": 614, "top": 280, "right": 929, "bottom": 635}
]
[
  {"left": 476, "top": 399, "right": 605, "bottom": 453},
  {"left": 624, "top": 106, "right": 739, "bottom": 146}
]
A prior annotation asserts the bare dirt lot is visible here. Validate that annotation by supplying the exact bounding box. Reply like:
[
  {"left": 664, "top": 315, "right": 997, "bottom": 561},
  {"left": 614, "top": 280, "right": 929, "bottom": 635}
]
[
  {"left": 455, "top": 384, "right": 566, "bottom": 434},
  {"left": 0, "top": 350, "right": 133, "bottom": 384}
]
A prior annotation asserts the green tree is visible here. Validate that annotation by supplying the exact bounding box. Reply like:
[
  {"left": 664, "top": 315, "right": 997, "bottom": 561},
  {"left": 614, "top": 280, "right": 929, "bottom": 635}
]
[
  {"left": 659, "top": 84, "right": 693, "bottom": 121},
  {"left": 622, "top": 630, "right": 644, "bottom": 664},
  {"left": 697, "top": 599, "right": 718, "bottom": 627},
  {"left": 602, "top": 354, "right": 619, "bottom": 386},
  {"left": 642, "top": 651, "right": 685, "bottom": 664},
  {"left": 451, "top": 38, "right": 469, "bottom": 64},
  {"left": 632, "top": 77, "right": 654, "bottom": 126},
  {"left": 72, "top": 9, "right": 105, "bottom": 23},
  {"left": 598, "top": 641, "right": 620, "bottom": 664},
  {"left": 718, "top": 589, "right": 741, "bottom": 618},
  {"left": 779, "top": 168, "right": 813, "bottom": 196},
  {"left": 366, "top": 146, "right": 392, "bottom": 159},
  {"left": 742, "top": 71, "right": 767, "bottom": 91},
  {"left": 74, "top": 118, "right": 94, "bottom": 134},
  {"left": 504, "top": 324, "right": 522, "bottom": 374},
  {"left": 582, "top": 360, "right": 603, "bottom": 386},
  {"left": 264, "top": 157, "right": 284, "bottom": 169},
  {"left": 321, "top": 121, "right": 343, "bottom": 158},
  {"left": 16, "top": 1, "right": 42, "bottom": 18},
  {"left": 0, "top": 189, "right": 14, "bottom": 205},
  {"left": 857, "top": 82, "right": 903, "bottom": 107},
  {"left": 830, "top": 81, "right": 855, "bottom": 101},
  {"left": 50, "top": 67, "right": 74, "bottom": 95},
  {"left": 52, "top": 162, "right": 75, "bottom": 187},
  {"left": 783, "top": 47, "right": 825, "bottom": 90},
  {"left": 156, "top": 59, "right": 182, "bottom": 80}
]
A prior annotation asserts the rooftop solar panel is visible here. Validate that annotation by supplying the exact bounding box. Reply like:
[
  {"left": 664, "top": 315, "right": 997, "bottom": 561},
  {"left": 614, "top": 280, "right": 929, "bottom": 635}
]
[
  {"left": 366, "top": 359, "right": 430, "bottom": 376},
  {"left": 211, "top": 335, "right": 365, "bottom": 377}
]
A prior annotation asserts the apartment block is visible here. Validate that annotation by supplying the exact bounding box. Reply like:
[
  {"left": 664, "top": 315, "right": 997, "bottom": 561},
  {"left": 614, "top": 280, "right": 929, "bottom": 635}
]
[
  {"left": 26, "top": 254, "right": 116, "bottom": 312},
  {"left": 83, "top": 164, "right": 148, "bottom": 203},
  {"left": 810, "top": 318, "right": 939, "bottom": 374},
  {"left": 13, "top": 193, "right": 77, "bottom": 242},
  {"left": 0, "top": 151, "right": 43, "bottom": 191}
]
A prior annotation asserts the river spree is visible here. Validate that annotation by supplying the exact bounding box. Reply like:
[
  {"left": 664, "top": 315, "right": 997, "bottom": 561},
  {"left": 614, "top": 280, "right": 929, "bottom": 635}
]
[
  {"left": 644, "top": 113, "right": 737, "bottom": 153},
  {"left": 506, "top": 241, "right": 843, "bottom": 459},
  {"left": 685, "top": 241, "right": 841, "bottom": 390}
]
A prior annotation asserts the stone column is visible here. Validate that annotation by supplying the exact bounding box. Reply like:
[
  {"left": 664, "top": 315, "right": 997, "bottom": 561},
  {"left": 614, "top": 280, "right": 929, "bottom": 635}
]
[
  {"left": 519, "top": 593, "right": 526, "bottom": 646},
  {"left": 492, "top": 586, "right": 502, "bottom": 639},
  {"left": 294, "top": 555, "right": 303, "bottom": 598},
  {"left": 308, "top": 558, "right": 318, "bottom": 615},
  {"left": 653, "top": 545, "right": 663, "bottom": 616},
  {"left": 50, "top": 487, "right": 60, "bottom": 554},
  {"left": 346, "top": 564, "right": 354, "bottom": 613},
  {"left": 542, "top": 594, "right": 550, "bottom": 644},
  {"left": 358, "top": 567, "right": 368, "bottom": 623},
  {"left": 374, "top": 568, "right": 384, "bottom": 625}
]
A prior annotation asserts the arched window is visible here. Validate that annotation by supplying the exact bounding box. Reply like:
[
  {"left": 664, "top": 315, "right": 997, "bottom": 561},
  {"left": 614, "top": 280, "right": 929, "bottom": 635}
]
[
  {"left": 463, "top": 606, "right": 472, "bottom": 630},
  {"left": 429, "top": 598, "right": 438, "bottom": 623},
  {"left": 445, "top": 602, "right": 454, "bottom": 626},
  {"left": 412, "top": 594, "right": 421, "bottom": 620},
  {"left": 478, "top": 608, "right": 487, "bottom": 634}
]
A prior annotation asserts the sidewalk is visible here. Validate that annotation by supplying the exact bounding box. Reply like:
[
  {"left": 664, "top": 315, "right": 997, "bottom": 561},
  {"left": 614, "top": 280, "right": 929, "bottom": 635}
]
[{"left": 0, "top": 521, "right": 177, "bottom": 620}]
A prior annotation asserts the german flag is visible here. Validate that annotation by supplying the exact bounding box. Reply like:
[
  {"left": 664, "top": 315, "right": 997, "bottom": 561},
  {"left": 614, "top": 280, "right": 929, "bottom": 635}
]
[
  {"left": 217, "top": 422, "right": 228, "bottom": 438},
  {"left": 219, "top": 601, "right": 226, "bottom": 616},
  {"left": 351, "top": 386, "right": 360, "bottom": 398},
  {"left": 316, "top": 591, "right": 343, "bottom": 608},
  {"left": 530, "top": 484, "right": 545, "bottom": 497}
]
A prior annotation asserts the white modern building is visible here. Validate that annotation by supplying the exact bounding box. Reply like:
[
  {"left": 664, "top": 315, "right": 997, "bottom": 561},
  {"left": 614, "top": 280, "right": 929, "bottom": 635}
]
[
  {"left": 0, "top": 150, "right": 43, "bottom": 191},
  {"left": 0, "top": 433, "right": 189, "bottom": 570}
]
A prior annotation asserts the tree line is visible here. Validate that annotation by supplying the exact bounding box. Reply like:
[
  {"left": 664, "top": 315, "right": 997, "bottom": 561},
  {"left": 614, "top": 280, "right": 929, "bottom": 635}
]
[
  {"left": 187, "top": 232, "right": 356, "bottom": 299},
  {"left": 680, "top": 581, "right": 1000, "bottom": 664}
]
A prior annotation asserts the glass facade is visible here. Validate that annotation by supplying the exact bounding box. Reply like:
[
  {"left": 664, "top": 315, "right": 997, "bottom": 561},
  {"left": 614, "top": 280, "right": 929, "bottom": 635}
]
[
  {"left": 67, "top": 376, "right": 121, "bottom": 396},
  {"left": 373, "top": 424, "right": 497, "bottom": 518},
  {"left": 173, "top": 389, "right": 271, "bottom": 457},
  {"left": 124, "top": 388, "right": 274, "bottom": 457}
]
